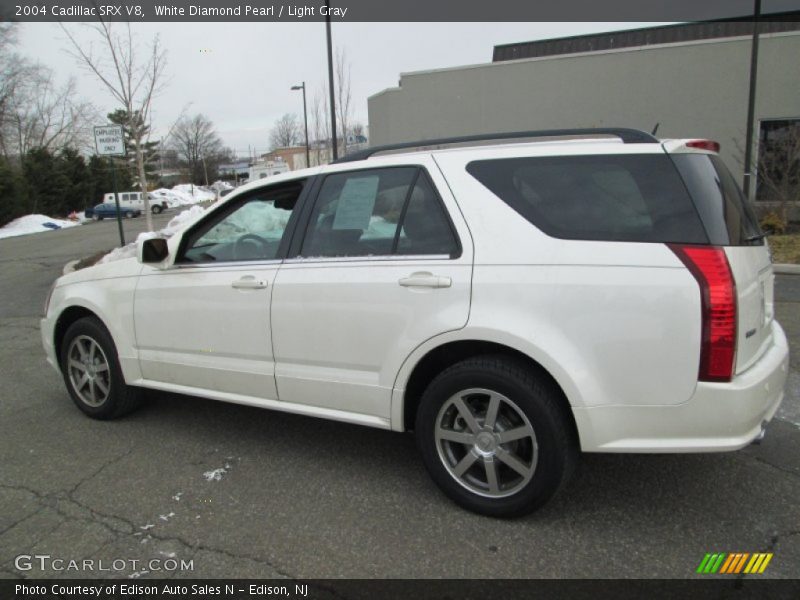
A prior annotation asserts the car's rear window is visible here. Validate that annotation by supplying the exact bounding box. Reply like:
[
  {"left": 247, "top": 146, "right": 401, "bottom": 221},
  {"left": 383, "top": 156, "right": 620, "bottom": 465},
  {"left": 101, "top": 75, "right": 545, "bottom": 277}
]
[
  {"left": 466, "top": 154, "right": 709, "bottom": 244},
  {"left": 670, "top": 154, "right": 763, "bottom": 246}
]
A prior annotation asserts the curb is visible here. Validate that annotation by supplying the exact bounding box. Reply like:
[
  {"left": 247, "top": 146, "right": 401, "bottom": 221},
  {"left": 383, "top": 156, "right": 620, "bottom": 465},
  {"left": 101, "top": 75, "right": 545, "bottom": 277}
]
[
  {"left": 62, "top": 259, "right": 79, "bottom": 275},
  {"left": 774, "top": 264, "right": 800, "bottom": 275}
]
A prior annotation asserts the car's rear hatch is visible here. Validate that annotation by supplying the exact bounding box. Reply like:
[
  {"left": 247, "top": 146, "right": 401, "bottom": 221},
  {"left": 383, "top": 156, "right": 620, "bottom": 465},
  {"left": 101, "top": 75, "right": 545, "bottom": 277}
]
[{"left": 669, "top": 148, "right": 773, "bottom": 374}]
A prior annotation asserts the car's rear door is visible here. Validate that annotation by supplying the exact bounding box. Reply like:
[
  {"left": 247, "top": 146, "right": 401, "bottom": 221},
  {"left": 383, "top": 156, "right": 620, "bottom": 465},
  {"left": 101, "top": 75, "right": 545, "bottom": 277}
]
[{"left": 270, "top": 159, "right": 473, "bottom": 424}]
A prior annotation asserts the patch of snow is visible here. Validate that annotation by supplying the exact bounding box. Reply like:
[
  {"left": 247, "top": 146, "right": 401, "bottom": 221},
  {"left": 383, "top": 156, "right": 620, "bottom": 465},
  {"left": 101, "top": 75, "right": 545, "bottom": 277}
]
[
  {"left": 172, "top": 492, "right": 183, "bottom": 501},
  {"left": 158, "top": 512, "right": 176, "bottom": 521},
  {"left": 140, "top": 523, "right": 155, "bottom": 530},
  {"left": 211, "top": 180, "right": 234, "bottom": 192},
  {"left": 97, "top": 205, "right": 208, "bottom": 265},
  {"left": 151, "top": 183, "right": 216, "bottom": 208},
  {"left": 203, "top": 467, "right": 228, "bottom": 482},
  {"left": 0, "top": 214, "right": 81, "bottom": 240},
  {"left": 159, "top": 551, "right": 177, "bottom": 559}
]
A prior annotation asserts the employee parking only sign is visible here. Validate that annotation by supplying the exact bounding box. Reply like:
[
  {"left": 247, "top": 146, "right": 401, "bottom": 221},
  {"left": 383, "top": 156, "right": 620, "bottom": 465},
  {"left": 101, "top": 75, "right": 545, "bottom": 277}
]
[{"left": 94, "top": 125, "right": 126, "bottom": 156}]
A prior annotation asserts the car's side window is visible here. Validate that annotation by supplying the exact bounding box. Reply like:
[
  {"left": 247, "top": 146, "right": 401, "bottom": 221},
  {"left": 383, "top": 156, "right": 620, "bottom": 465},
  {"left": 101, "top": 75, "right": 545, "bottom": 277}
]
[
  {"left": 300, "top": 167, "right": 458, "bottom": 258},
  {"left": 396, "top": 171, "right": 459, "bottom": 256},
  {"left": 178, "top": 180, "right": 305, "bottom": 264}
]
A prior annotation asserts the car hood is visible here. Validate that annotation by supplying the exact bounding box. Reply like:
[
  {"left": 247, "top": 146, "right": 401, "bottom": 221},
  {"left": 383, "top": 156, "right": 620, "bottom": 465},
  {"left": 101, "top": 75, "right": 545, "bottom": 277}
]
[{"left": 56, "top": 256, "right": 143, "bottom": 287}]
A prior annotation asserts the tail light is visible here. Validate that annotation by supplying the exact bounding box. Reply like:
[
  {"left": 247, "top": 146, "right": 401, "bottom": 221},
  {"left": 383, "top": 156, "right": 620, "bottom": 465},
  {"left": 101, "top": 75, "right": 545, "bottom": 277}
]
[
  {"left": 685, "top": 139, "right": 720, "bottom": 153},
  {"left": 669, "top": 245, "right": 737, "bottom": 382}
]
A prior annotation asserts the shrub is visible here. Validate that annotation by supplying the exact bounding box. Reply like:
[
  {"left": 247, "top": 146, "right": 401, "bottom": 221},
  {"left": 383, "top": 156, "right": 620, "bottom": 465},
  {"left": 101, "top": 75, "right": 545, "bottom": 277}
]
[{"left": 760, "top": 211, "right": 787, "bottom": 235}]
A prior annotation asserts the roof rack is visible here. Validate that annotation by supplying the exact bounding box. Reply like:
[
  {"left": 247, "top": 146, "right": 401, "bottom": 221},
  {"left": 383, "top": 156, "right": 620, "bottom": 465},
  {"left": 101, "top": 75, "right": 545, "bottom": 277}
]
[{"left": 333, "top": 127, "right": 659, "bottom": 163}]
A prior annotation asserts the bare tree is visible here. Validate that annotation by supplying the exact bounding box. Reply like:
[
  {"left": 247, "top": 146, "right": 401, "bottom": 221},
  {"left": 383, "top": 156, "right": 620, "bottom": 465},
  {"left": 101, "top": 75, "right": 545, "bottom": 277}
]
[
  {"left": 0, "top": 24, "right": 32, "bottom": 159},
  {"left": 335, "top": 48, "right": 353, "bottom": 155},
  {"left": 61, "top": 20, "right": 167, "bottom": 230},
  {"left": 4, "top": 69, "right": 96, "bottom": 158},
  {"left": 309, "top": 87, "right": 329, "bottom": 166},
  {"left": 269, "top": 113, "right": 300, "bottom": 150},
  {"left": 169, "top": 113, "right": 224, "bottom": 185}
]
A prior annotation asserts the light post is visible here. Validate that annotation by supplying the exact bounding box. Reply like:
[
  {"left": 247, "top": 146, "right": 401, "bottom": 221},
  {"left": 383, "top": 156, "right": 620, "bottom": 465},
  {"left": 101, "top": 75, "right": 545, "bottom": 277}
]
[
  {"left": 325, "top": 2, "right": 338, "bottom": 161},
  {"left": 742, "top": 0, "right": 762, "bottom": 200},
  {"left": 291, "top": 82, "right": 311, "bottom": 168}
]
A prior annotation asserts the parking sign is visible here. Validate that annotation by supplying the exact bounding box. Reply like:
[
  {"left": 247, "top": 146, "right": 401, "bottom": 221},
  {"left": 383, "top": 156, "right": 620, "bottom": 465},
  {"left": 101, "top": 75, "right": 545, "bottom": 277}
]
[{"left": 93, "top": 125, "right": 126, "bottom": 156}]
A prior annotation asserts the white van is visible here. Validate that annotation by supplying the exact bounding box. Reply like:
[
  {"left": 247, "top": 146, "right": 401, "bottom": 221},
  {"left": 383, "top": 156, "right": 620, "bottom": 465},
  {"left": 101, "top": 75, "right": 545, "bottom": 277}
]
[{"left": 103, "top": 192, "right": 167, "bottom": 214}]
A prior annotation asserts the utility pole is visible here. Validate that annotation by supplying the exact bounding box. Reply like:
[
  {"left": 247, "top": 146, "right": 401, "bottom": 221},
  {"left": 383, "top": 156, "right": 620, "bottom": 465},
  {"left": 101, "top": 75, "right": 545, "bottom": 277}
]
[
  {"left": 325, "top": 2, "right": 338, "bottom": 161},
  {"left": 291, "top": 82, "right": 311, "bottom": 168},
  {"left": 742, "top": 0, "right": 762, "bottom": 200}
]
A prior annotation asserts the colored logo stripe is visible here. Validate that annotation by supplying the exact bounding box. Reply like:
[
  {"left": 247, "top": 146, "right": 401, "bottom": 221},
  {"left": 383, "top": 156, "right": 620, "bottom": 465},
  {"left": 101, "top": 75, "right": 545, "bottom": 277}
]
[{"left": 697, "top": 553, "right": 773, "bottom": 574}]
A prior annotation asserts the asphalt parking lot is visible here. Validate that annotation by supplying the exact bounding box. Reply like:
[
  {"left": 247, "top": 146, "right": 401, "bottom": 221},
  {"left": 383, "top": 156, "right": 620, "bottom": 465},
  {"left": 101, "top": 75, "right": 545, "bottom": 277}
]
[{"left": 0, "top": 215, "right": 799, "bottom": 580}]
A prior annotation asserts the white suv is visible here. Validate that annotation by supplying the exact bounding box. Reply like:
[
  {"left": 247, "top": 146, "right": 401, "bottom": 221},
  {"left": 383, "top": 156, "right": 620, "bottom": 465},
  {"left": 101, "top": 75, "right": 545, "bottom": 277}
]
[{"left": 41, "top": 128, "right": 788, "bottom": 517}]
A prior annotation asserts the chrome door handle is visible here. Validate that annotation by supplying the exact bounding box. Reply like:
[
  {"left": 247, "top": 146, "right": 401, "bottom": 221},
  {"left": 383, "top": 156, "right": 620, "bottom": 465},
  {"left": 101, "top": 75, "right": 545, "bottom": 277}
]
[
  {"left": 399, "top": 272, "right": 452, "bottom": 289},
  {"left": 231, "top": 276, "right": 268, "bottom": 290}
]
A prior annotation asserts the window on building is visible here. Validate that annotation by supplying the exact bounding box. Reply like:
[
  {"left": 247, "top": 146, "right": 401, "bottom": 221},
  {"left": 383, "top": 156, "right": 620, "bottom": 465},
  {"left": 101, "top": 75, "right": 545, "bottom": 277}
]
[{"left": 757, "top": 119, "right": 800, "bottom": 204}]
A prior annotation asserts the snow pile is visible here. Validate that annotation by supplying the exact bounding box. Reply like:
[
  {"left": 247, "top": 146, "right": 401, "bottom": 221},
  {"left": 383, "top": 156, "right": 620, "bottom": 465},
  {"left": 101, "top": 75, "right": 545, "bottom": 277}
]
[
  {"left": 0, "top": 214, "right": 81, "bottom": 240},
  {"left": 150, "top": 184, "right": 216, "bottom": 208},
  {"left": 97, "top": 205, "right": 207, "bottom": 264},
  {"left": 210, "top": 180, "right": 234, "bottom": 193},
  {"left": 170, "top": 184, "right": 216, "bottom": 204}
]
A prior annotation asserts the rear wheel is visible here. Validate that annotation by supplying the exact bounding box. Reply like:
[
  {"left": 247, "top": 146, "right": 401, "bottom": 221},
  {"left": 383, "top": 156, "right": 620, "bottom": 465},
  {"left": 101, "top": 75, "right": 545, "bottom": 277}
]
[
  {"left": 92, "top": 214, "right": 100, "bottom": 221},
  {"left": 125, "top": 211, "right": 134, "bottom": 219},
  {"left": 60, "top": 317, "right": 143, "bottom": 420},
  {"left": 416, "top": 355, "right": 577, "bottom": 517}
]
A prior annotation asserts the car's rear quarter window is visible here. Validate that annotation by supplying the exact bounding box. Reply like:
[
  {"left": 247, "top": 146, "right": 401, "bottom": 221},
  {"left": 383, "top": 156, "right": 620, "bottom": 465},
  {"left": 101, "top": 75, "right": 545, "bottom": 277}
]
[
  {"left": 670, "top": 154, "right": 763, "bottom": 246},
  {"left": 466, "top": 154, "right": 709, "bottom": 244}
]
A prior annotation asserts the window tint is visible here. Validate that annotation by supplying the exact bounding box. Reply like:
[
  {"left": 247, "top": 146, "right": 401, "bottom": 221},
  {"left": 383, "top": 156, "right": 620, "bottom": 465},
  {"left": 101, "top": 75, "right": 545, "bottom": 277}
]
[
  {"left": 467, "top": 154, "right": 709, "bottom": 244},
  {"left": 180, "top": 181, "right": 304, "bottom": 263},
  {"left": 301, "top": 168, "right": 458, "bottom": 258},
  {"left": 397, "top": 173, "right": 459, "bottom": 256},
  {"left": 671, "top": 154, "right": 763, "bottom": 246}
]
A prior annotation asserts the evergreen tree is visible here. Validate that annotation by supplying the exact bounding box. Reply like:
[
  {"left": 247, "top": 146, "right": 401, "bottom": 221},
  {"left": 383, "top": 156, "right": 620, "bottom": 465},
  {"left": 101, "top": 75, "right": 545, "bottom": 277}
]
[{"left": 108, "top": 109, "right": 160, "bottom": 186}]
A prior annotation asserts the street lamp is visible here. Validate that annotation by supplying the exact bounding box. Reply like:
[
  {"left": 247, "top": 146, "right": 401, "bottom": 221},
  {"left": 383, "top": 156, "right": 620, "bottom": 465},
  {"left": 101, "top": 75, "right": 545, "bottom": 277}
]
[{"left": 291, "top": 82, "right": 310, "bottom": 168}]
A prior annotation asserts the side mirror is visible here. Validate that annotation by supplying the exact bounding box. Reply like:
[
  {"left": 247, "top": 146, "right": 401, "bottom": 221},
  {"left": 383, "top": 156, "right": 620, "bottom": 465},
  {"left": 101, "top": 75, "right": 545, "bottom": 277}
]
[{"left": 137, "top": 237, "right": 169, "bottom": 264}]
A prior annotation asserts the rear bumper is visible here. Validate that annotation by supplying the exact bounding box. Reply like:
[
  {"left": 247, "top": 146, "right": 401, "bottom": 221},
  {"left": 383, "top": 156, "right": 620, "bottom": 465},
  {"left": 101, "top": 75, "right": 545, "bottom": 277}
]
[{"left": 574, "top": 320, "right": 789, "bottom": 453}]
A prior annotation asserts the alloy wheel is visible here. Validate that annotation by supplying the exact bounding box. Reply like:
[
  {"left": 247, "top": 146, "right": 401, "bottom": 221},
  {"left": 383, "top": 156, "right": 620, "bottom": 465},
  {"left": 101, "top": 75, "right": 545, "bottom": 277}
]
[
  {"left": 66, "top": 335, "right": 111, "bottom": 407},
  {"left": 435, "top": 388, "right": 538, "bottom": 498}
]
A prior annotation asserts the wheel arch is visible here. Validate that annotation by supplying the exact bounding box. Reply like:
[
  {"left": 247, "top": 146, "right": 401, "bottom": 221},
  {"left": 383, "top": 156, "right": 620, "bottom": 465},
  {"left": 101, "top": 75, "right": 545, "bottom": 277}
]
[
  {"left": 53, "top": 305, "right": 109, "bottom": 369},
  {"left": 397, "top": 337, "right": 580, "bottom": 444}
]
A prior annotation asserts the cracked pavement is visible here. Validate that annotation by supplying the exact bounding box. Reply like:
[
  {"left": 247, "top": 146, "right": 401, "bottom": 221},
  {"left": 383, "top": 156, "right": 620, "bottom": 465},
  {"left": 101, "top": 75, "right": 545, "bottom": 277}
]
[{"left": 1, "top": 216, "right": 799, "bottom": 579}]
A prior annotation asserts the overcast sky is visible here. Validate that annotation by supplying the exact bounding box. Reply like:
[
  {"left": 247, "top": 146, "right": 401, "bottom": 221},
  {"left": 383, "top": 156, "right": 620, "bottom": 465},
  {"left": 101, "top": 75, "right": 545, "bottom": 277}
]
[{"left": 17, "top": 22, "right": 665, "bottom": 157}]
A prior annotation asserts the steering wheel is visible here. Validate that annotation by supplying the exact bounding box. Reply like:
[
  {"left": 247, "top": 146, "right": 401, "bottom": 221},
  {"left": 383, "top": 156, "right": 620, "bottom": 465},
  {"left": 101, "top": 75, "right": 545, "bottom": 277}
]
[{"left": 233, "top": 233, "right": 270, "bottom": 260}]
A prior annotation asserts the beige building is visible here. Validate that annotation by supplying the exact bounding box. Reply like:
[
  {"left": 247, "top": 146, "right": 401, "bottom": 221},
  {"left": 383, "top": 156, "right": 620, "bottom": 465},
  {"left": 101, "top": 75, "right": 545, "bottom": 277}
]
[{"left": 368, "top": 20, "right": 800, "bottom": 200}]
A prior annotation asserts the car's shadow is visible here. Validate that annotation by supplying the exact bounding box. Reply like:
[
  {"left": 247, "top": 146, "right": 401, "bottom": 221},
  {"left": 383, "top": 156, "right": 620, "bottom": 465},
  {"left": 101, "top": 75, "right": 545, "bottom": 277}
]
[{"left": 127, "top": 388, "right": 789, "bottom": 530}]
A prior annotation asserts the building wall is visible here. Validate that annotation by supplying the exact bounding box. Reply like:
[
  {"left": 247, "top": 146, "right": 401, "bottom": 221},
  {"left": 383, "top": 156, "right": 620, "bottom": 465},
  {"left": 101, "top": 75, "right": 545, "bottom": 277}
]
[{"left": 368, "top": 32, "right": 800, "bottom": 189}]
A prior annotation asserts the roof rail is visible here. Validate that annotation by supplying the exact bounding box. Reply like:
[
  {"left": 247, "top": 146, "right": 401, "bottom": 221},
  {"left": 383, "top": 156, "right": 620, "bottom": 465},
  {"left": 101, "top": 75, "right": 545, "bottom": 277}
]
[{"left": 333, "top": 127, "right": 658, "bottom": 163}]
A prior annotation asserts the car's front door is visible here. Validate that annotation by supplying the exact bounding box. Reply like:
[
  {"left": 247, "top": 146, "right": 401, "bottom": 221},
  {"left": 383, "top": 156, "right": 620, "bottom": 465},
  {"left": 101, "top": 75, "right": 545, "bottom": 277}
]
[
  {"left": 133, "top": 178, "right": 307, "bottom": 400},
  {"left": 270, "top": 162, "right": 473, "bottom": 424}
]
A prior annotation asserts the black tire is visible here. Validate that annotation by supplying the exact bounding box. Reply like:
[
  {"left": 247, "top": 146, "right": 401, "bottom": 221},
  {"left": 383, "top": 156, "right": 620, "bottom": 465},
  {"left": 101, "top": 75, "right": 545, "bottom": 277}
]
[
  {"left": 59, "top": 316, "right": 143, "bottom": 420},
  {"left": 415, "top": 355, "right": 578, "bottom": 518},
  {"left": 151, "top": 204, "right": 163, "bottom": 214},
  {"left": 125, "top": 211, "right": 134, "bottom": 219}
]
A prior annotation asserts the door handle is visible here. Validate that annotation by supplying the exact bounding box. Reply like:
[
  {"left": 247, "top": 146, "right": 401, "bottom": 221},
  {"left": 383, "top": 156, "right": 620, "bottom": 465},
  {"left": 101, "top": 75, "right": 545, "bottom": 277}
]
[
  {"left": 399, "top": 272, "right": 452, "bottom": 289},
  {"left": 231, "top": 276, "right": 268, "bottom": 290}
]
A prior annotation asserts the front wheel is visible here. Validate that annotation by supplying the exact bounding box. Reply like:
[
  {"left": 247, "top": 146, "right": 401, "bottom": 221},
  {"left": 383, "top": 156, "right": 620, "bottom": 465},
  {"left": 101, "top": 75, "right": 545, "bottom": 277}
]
[
  {"left": 416, "top": 356, "right": 578, "bottom": 517},
  {"left": 92, "top": 214, "right": 100, "bottom": 221},
  {"left": 60, "top": 317, "right": 143, "bottom": 419},
  {"left": 151, "top": 204, "right": 163, "bottom": 214}
]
